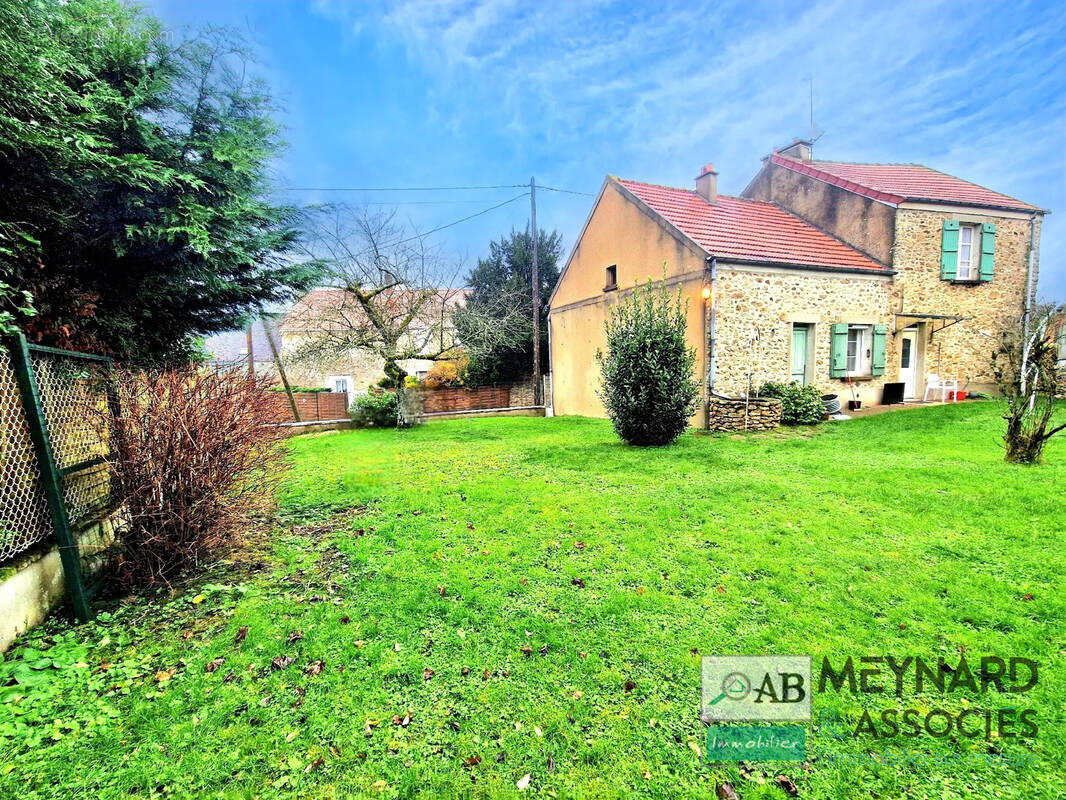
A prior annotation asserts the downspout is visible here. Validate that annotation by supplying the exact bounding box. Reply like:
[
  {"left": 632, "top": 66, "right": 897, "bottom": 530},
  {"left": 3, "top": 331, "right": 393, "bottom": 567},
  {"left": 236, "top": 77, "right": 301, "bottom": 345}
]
[
  {"left": 1022, "top": 212, "right": 1039, "bottom": 342},
  {"left": 546, "top": 310, "right": 554, "bottom": 414},
  {"left": 704, "top": 256, "right": 718, "bottom": 429}
]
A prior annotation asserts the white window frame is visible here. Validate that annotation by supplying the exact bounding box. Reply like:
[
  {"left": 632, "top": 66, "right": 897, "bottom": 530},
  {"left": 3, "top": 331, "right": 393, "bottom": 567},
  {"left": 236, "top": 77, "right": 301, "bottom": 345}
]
[
  {"left": 326, "top": 375, "right": 353, "bottom": 396},
  {"left": 846, "top": 325, "right": 872, "bottom": 377},
  {"left": 957, "top": 224, "right": 978, "bottom": 281}
]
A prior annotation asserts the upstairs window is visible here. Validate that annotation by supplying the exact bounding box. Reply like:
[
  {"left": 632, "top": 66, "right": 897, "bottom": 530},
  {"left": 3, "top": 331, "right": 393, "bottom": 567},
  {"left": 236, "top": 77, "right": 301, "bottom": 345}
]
[
  {"left": 604, "top": 265, "right": 617, "bottom": 291},
  {"left": 957, "top": 224, "right": 977, "bottom": 280},
  {"left": 941, "top": 220, "right": 995, "bottom": 282}
]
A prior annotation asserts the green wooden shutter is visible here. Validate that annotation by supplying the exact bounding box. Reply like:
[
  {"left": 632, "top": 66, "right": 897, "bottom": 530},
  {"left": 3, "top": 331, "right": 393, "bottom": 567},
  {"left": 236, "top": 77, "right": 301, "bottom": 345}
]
[
  {"left": 871, "top": 324, "right": 888, "bottom": 376},
  {"left": 830, "top": 323, "right": 848, "bottom": 378},
  {"left": 940, "top": 220, "right": 959, "bottom": 280},
  {"left": 979, "top": 222, "right": 996, "bottom": 282}
]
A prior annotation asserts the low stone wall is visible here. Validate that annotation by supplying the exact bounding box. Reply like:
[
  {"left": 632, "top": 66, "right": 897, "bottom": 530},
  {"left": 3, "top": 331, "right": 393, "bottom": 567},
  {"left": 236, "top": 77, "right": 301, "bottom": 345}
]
[
  {"left": 706, "top": 394, "right": 782, "bottom": 432},
  {"left": 268, "top": 391, "right": 348, "bottom": 422}
]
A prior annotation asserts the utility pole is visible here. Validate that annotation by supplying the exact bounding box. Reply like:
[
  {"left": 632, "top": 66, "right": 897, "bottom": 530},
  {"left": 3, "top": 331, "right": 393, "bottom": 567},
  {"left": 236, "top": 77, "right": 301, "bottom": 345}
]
[{"left": 530, "top": 176, "right": 541, "bottom": 406}]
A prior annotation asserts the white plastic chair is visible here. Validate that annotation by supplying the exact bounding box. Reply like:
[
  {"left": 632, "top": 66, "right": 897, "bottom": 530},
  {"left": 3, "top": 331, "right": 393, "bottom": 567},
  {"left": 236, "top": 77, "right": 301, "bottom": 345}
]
[{"left": 923, "top": 374, "right": 959, "bottom": 402}]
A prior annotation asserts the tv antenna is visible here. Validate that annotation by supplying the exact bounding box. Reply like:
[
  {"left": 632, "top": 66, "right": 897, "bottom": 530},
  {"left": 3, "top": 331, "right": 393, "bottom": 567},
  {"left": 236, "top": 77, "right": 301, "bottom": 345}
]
[{"left": 806, "top": 77, "right": 824, "bottom": 146}]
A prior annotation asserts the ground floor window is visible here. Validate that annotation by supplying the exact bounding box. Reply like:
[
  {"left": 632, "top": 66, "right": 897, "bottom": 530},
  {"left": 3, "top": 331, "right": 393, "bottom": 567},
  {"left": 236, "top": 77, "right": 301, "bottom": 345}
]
[{"left": 846, "top": 325, "right": 871, "bottom": 376}]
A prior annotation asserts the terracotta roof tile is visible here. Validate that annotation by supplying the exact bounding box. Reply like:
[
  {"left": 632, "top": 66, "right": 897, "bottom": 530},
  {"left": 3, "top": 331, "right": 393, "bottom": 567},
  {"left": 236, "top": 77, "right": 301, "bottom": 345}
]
[
  {"left": 771, "top": 154, "right": 1040, "bottom": 211},
  {"left": 615, "top": 178, "right": 887, "bottom": 272}
]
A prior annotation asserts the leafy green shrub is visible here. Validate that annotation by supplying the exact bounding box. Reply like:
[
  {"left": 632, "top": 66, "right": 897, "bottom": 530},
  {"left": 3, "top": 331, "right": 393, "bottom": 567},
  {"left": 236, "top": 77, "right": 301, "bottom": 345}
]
[
  {"left": 350, "top": 389, "right": 398, "bottom": 428},
  {"left": 598, "top": 279, "right": 700, "bottom": 446},
  {"left": 759, "top": 381, "right": 824, "bottom": 425}
]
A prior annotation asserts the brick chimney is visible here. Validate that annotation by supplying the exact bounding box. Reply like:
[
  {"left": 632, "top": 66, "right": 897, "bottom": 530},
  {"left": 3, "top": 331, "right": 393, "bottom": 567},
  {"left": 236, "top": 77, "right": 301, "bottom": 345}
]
[
  {"left": 695, "top": 163, "right": 718, "bottom": 203},
  {"left": 778, "top": 138, "right": 813, "bottom": 161}
]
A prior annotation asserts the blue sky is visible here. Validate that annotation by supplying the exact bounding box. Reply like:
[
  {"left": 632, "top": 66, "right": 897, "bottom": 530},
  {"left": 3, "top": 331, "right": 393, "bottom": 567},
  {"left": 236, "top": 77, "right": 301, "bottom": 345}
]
[{"left": 145, "top": 0, "right": 1066, "bottom": 298}]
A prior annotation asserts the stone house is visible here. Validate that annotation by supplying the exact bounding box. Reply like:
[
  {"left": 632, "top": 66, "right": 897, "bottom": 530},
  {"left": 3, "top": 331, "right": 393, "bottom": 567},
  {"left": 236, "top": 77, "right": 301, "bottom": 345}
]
[
  {"left": 548, "top": 139, "right": 1045, "bottom": 423},
  {"left": 279, "top": 287, "right": 468, "bottom": 397}
]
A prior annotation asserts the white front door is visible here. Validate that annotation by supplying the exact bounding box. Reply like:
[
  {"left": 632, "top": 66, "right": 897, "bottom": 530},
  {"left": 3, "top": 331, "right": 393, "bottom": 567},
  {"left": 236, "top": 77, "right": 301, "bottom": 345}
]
[{"left": 900, "top": 330, "right": 917, "bottom": 398}]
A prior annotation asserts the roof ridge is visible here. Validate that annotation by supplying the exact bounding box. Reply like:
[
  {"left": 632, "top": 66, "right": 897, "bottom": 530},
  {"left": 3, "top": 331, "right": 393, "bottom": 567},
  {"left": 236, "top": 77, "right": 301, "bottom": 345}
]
[{"left": 613, "top": 177, "right": 773, "bottom": 207}]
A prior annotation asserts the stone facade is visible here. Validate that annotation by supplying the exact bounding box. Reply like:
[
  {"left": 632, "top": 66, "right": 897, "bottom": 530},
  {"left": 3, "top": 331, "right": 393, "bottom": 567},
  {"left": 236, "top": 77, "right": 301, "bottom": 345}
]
[
  {"left": 706, "top": 394, "right": 782, "bottom": 432},
  {"left": 887, "top": 208, "right": 1036, "bottom": 393},
  {"left": 712, "top": 266, "right": 892, "bottom": 404}
]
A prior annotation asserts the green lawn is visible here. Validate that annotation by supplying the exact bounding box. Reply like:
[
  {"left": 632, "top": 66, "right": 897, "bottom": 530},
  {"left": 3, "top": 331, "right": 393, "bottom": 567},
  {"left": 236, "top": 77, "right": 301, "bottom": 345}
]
[{"left": 2, "top": 403, "right": 1064, "bottom": 799}]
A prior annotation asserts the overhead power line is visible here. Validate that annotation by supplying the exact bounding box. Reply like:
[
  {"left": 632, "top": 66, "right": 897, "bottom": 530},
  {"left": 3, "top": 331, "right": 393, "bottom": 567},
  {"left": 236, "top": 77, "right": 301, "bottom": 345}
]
[
  {"left": 372, "top": 192, "right": 530, "bottom": 251},
  {"left": 282, "top": 183, "right": 526, "bottom": 192}
]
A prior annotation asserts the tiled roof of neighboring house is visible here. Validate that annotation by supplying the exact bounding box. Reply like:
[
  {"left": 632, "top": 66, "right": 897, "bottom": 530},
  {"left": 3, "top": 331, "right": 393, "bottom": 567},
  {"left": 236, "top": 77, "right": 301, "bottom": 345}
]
[
  {"left": 202, "top": 318, "right": 281, "bottom": 364},
  {"left": 614, "top": 178, "right": 887, "bottom": 272},
  {"left": 282, "top": 287, "right": 469, "bottom": 334},
  {"left": 770, "top": 154, "right": 1041, "bottom": 212}
]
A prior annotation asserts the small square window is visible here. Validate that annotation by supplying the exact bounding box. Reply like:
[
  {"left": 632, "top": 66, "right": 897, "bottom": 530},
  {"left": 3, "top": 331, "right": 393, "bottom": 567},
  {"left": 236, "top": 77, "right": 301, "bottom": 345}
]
[{"left": 604, "top": 265, "right": 617, "bottom": 291}]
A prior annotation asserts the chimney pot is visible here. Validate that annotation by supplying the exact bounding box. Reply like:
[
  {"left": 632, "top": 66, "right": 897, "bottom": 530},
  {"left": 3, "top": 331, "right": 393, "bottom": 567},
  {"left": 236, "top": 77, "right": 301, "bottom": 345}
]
[{"left": 695, "top": 163, "right": 719, "bottom": 203}]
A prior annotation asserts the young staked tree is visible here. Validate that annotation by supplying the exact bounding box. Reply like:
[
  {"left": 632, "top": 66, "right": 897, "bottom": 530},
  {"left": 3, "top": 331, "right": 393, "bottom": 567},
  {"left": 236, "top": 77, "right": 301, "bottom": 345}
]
[
  {"left": 992, "top": 303, "right": 1065, "bottom": 464},
  {"left": 0, "top": 1, "right": 320, "bottom": 364},
  {"left": 291, "top": 205, "right": 465, "bottom": 426},
  {"left": 598, "top": 278, "right": 700, "bottom": 446},
  {"left": 453, "top": 228, "right": 562, "bottom": 384}
]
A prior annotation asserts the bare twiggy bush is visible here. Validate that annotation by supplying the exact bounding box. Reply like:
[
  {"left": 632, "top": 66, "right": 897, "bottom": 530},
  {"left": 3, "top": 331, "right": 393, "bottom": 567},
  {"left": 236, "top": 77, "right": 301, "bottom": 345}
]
[{"left": 103, "top": 366, "right": 287, "bottom": 588}]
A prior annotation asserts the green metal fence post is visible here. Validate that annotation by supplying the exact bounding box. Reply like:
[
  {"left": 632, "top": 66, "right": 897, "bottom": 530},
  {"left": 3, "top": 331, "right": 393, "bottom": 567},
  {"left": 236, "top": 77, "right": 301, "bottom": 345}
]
[{"left": 5, "top": 332, "right": 92, "bottom": 621}]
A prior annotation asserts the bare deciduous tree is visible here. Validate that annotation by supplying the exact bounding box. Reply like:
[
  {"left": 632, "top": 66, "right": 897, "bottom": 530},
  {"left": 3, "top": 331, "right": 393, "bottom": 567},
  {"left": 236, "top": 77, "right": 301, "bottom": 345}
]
[
  {"left": 991, "top": 303, "right": 1065, "bottom": 463},
  {"left": 290, "top": 205, "right": 466, "bottom": 426}
]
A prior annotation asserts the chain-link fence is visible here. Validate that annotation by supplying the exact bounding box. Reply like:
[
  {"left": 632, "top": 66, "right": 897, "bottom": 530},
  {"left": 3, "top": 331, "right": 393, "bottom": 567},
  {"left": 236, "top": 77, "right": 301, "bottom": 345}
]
[
  {"left": 0, "top": 334, "right": 114, "bottom": 620},
  {"left": 0, "top": 348, "right": 52, "bottom": 561}
]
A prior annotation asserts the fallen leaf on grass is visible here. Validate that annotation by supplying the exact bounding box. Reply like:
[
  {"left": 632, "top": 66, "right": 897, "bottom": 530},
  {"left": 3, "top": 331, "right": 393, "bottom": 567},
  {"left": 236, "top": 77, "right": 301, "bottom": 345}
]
[
  {"left": 306, "top": 660, "right": 325, "bottom": 676},
  {"left": 572, "top": 690, "right": 583, "bottom": 699},
  {"left": 222, "top": 670, "right": 235, "bottom": 683},
  {"left": 482, "top": 669, "right": 491, "bottom": 681},
  {"left": 636, "top": 587, "right": 645, "bottom": 596},
  {"left": 495, "top": 752, "right": 506, "bottom": 762},
  {"left": 180, "top": 630, "right": 193, "bottom": 641},
  {"left": 339, "top": 616, "right": 350, "bottom": 624},
  {"left": 534, "top": 726, "right": 543, "bottom": 738},
  {"left": 687, "top": 741, "right": 701, "bottom": 758},
  {"left": 464, "top": 755, "right": 482, "bottom": 767},
  {"left": 304, "top": 756, "right": 324, "bottom": 773},
  {"left": 234, "top": 626, "right": 249, "bottom": 645},
  {"left": 571, "top": 578, "right": 585, "bottom": 588},
  {"left": 573, "top": 541, "right": 585, "bottom": 550},
  {"left": 287, "top": 631, "right": 304, "bottom": 644},
  {"left": 423, "top": 668, "right": 435, "bottom": 681},
  {"left": 437, "top": 585, "right": 447, "bottom": 596},
  {"left": 516, "top": 774, "right": 531, "bottom": 790},
  {"left": 155, "top": 668, "right": 176, "bottom": 684},
  {"left": 1021, "top": 593, "right": 1035, "bottom": 601},
  {"left": 192, "top": 594, "right": 205, "bottom": 604},
  {"left": 272, "top": 656, "right": 294, "bottom": 671},
  {"left": 776, "top": 775, "right": 799, "bottom": 796},
  {"left": 520, "top": 646, "right": 533, "bottom": 656},
  {"left": 461, "top": 666, "right": 470, "bottom": 676},
  {"left": 285, "top": 730, "right": 298, "bottom": 742},
  {"left": 394, "top": 642, "right": 402, "bottom": 652},
  {"left": 716, "top": 781, "right": 739, "bottom": 799},
  {"left": 355, "top": 640, "right": 364, "bottom": 648},
  {"left": 205, "top": 657, "right": 225, "bottom": 673},
  {"left": 392, "top": 713, "right": 412, "bottom": 727},
  {"left": 623, "top": 680, "right": 636, "bottom": 694}
]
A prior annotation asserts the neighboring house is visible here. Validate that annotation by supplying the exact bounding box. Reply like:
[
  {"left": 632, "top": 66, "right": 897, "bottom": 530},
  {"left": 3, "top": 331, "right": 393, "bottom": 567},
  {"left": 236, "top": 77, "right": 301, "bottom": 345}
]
[
  {"left": 548, "top": 139, "right": 1045, "bottom": 420},
  {"left": 279, "top": 287, "right": 468, "bottom": 395},
  {"left": 201, "top": 319, "right": 281, "bottom": 378}
]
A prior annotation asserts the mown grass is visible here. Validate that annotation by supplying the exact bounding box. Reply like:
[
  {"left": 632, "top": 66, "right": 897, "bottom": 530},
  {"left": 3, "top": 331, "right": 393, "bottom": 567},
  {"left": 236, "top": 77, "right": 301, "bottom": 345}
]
[{"left": 1, "top": 402, "right": 1064, "bottom": 799}]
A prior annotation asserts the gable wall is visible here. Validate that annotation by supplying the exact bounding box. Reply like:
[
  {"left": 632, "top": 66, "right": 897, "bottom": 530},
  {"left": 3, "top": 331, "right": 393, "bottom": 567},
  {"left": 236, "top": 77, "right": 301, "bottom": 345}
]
[
  {"left": 549, "top": 182, "right": 708, "bottom": 418},
  {"left": 744, "top": 162, "right": 895, "bottom": 264}
]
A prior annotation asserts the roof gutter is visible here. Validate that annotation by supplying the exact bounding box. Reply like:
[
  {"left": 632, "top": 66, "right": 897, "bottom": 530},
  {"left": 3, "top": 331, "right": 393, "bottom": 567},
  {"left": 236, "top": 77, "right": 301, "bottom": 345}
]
[{"left": 721, "top": 257, "right": 895, "bottom": 276}]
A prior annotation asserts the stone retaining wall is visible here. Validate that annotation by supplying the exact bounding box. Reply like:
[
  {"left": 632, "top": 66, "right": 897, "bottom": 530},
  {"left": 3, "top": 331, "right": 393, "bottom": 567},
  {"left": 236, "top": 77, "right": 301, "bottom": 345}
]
[{"left": 706, "top": 394, "right": 782, "bottom": 432}]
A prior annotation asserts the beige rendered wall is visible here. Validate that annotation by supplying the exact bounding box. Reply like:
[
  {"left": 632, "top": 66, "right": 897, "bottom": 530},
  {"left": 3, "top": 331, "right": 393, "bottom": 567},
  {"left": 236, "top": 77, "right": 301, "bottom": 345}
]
[
  {"left": 712, "top": 266, "right": 893, "bottom": 404},
  {"left": 549, "top": 181, "right": 709, "bottom": 419},
  {"left": 889, "top": 207, "right": 1037, "bottom": 394},
  {"left": 744, "top": 162, "right": 895, "bottom": 265}
]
